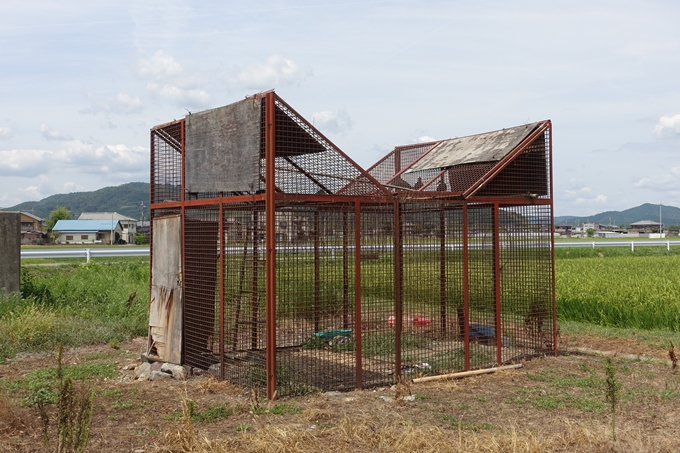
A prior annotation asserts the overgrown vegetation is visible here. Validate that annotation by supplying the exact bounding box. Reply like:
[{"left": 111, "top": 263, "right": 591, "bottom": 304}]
[{"left": 0, "top": 258, "right": 149, "bottom": 362}]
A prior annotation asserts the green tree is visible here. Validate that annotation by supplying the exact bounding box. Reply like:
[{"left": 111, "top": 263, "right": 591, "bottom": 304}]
[
  {"left": 586, "top": 228, "right": 595, "bottom": 238},
  {"left": 46, "top": 207, "right": 72, "bottom": 234}
]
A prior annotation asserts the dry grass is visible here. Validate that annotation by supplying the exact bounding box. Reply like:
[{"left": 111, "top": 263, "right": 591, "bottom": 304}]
[{"left": 150, "top": 413, "right": 675, "bottom": 453}]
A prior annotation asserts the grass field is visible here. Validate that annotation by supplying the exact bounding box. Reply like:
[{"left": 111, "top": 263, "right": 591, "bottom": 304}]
[
  {"left": 0, "top": 257, "right": 149, "bottom": 362},
  {"left": 4, "top": 246, "right": 680, "bottom": 363}
]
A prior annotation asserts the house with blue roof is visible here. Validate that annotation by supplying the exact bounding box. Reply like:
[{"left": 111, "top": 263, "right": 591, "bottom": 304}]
[{"left": 52, "top": 219, "right": 123, "bottom": 245}]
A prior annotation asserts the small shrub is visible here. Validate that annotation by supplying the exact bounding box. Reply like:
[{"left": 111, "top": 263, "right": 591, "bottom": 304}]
[{"left": 603, "top": 358, "right": 622, "bottom": 441}]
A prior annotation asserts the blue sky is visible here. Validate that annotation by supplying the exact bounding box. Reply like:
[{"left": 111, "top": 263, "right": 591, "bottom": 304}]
[{"left": 1, "top": 0, "right": 679, "bottom": 216}]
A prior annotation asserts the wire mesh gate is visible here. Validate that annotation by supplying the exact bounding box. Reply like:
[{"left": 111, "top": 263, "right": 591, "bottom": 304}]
[{"left": 149, "top": 91, "right": 556, "bottom": 398}]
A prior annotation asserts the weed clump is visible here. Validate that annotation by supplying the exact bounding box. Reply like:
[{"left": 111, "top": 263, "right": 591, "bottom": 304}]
[{"left": 603, "top": 357, "right": 621, "bottom": 441}]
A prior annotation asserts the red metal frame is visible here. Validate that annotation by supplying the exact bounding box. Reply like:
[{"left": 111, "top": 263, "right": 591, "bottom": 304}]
[{"left": 150, "top": 92, "right": 555, "bottom": 398}]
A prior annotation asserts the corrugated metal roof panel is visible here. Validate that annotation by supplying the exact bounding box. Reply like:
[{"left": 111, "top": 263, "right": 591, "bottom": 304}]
[{"left": 406, "top": 122, "right": 540, "bottom": 173}]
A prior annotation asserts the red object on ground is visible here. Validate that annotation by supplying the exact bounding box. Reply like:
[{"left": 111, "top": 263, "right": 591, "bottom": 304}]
[
  {"left": 413, "top": 317, "right": 431, "bottom": 326},
  {"left": 388, "top": 316, "right": 395, "bottom": 327}
]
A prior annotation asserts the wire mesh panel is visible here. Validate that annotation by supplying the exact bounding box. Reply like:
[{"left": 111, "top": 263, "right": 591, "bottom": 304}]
[
  {"left": 273, "top": 99, "right": 378, "bottom": 196},
  {"left": 151, "top": 121, "right": 183, "bottom": 204},
  {"left": 183, "top": 206, "right": 220, "bottom": 371},
  {"left": 220, "top": 203, "right": 267, "bottom": 389},
  {"left": 368, "top": 143, "right": 437, "bottom": 186},
  {"left": 358, "top": 204, "right": 396, "bottom": 388},
  {"left": 275, "top": 204, "right": 358, "bottom": 393},
  {"left": 476, "top": 129, "right": 551, "bottom": 199},
  {"left": 397, "top": 201, "right": 466, "bottom": 377},
  {"left": 465, "top": 204, "right": 499, "bottom": 369},
  {"left": 498, "top": 203, "right": 555, "bottom": 361}
]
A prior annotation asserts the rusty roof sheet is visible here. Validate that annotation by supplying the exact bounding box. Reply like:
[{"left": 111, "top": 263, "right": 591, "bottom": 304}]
[{"left": 406, "top": 122, "right": 540, "bottom": 173}]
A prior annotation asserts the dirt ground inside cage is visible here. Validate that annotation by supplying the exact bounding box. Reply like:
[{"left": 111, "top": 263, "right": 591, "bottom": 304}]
[{"left": 2, "top": 333, "right": 680, "bottom": 452}]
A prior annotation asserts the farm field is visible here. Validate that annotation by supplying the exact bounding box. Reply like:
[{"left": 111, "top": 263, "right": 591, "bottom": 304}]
[{"left": 3, "top": 249, "right": 680, "bottom": 451}]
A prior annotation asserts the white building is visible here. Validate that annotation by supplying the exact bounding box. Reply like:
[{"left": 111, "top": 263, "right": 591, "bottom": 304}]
[{"left": 79, "top": 212, "right": 138, "bottom": 244}]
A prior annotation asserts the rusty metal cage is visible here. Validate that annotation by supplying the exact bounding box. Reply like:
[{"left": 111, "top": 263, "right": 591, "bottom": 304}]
[
  {"left": 149, "top": 91, "right": 555, "bottom": 398},
  {"left": 368, "top": 121, "right": 556, "bottom": 378}
]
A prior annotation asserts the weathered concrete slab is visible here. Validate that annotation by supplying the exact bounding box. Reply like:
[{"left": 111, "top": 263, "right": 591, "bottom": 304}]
[
  {"left": 185, "top": 98, "right": 262, "bottom": 193},
  {"left": 407, "top": 122, "right": 540, "bottom": 172},
  {"left": 0, "top": 212, "right": 20, "bottom": 297}
]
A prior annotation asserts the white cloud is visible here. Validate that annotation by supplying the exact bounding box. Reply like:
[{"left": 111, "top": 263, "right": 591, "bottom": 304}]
[
  {"left": 562, "top": 181, "right": 608, "bottom": 206},
  {"left": 418, "top": 136, "right": 437, "bottom": 143},
  {"left": 81, "top": 93, "right": 144, "bottom": 115},
  {"left": 654, "top": 114, "right": 680, "bottom": 135},
  {"left": 231, "top": 55, "right": 312, "bottom": 90},
  {"left": 137, "top": 50, "right": 211, "bottom": 108},
  {"left": 137, "top": 50, "right": 184, "bottom": 81},
  {"left": 0, "top": 141, "right": 149, "bottom": 178},
  {"left": 147, "top": 83, "right": 210, "bottom": 108},
  {"left": 16, "top": 185, "right": 43, "bottom": 200},
  {"left": 40, "top": 124, "right": 71, "bottom": 141},
  {"left": 635, "top": 166, "right": 680, "bottom": 190},
  {"left": 61, "top": 181, "right": 86, "bottom": 193},
  {"left": 312, "top": 107, "right": 353, "bottom": 134},
  {"left": 0, "top": 126, "right": 13, "bottom": 139}
]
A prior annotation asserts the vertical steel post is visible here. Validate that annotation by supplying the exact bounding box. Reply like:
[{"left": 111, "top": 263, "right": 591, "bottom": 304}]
[
  {"left": 180, "top": 120, "right": 186, "bottom": 365},
  {"left": 343, "top": 211, "right": 349, "bottom": 329},
  {"left": 548, "top": 124, "right": 558, "bottom": 357},
  {"left": 493, "top": 203, "right": 503, "bottom": 366},
  {"left": 393, "top": 200, "right": 403, "bottom": 378},
  {"left": 218, "top": 195, "right": 225, "bottom": 379},
  {"left": 439, "top": 205, "right": 447, "bottom": 335},
  {"left": 251, "top": 211, "right": 259, "bottom": 351},
  {"left": 354, "top": 202, "right": 363, "bottom": 389},
  {"left": 462, "top": 203, "right": 470, "bottom": 371},
  {"left": 314, "top": 211, "right": 320, "bottom": 332},
  {"left": 265, "top": 92, "right": 277, "bottom": 399}
]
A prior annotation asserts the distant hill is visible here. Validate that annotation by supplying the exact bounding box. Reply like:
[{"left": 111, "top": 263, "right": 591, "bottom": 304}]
[
  {"left": 555, "top": 203, "right": 680, "bottom": 228},
  {"left": 3, "top": 182, "right": 150, "bottom": 221}
]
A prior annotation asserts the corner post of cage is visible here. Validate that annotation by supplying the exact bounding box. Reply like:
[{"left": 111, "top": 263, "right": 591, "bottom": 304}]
[
  {"left": 218, "top": 193, "right": 225, "bottom": 379},
  {"left": 462, "top": 203, "right": 470, "bottom": 371},
  {"left": 439, "top": 203, "right": 447, "bottom": 335},
  {"left": 393, "top": 199, "right": 403, "bottom": 379},
  {"left": 548, "top": 122, "right": 558, "bottom": 357},
  {"left": 148, "top": 128, "right": 155, "bottom": 357},
  {"left": 180, "top": 119, "right": 187, "bottom": 365},
  {"left": 493, "top": 202, "right": 502, "bottom": 366},
  {"left": 265, "top": 92, "right": 277, "bottom": 399},
  {"left": 354, "top": 201, "right": 363, "bottom": 389}
]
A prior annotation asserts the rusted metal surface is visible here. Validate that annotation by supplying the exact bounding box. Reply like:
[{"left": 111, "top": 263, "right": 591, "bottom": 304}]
[{"left": 150, "top": 92, "right": 554, "bottom": 398}]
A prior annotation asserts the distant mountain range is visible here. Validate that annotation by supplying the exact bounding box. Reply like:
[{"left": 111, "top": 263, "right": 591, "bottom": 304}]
[
  {"left": 2, "top": 182, "right": 150, "bottom": 221},
  {"left": 555, "top": 203, "right": 680, "bottom": 228},
  {"left": 3, "top": 182, "right": 678, "bottom": 228}
]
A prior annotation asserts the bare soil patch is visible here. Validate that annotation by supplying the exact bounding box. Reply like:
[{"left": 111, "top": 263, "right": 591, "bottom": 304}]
[{"left": 2, "top": 335, "right": 680, "bottom": 452}]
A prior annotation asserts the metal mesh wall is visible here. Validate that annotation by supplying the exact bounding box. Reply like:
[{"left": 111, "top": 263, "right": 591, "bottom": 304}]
[
  {"left": 498, "top": 203, "right": 555, "bottom": 360},
  {"left": 397, "top": 202, "right": 466, "bottom": 377},
  {"left": 220, "top": 203, "right": 266, "bottom": 389},
  {"left": 368, "top": 143, "right": 436, "bottom": 186},
  {"left": 477, "top": 130, "right": 551, "bottom": 199},
  {"left": 151, "top": 121, "right": 183, "bottom": 204},
  {"left": 183, "top": 207, "right": 221, "bottom": 370},
  {"left": 273, "top": 100, "right": 379, "bottom": 196}
]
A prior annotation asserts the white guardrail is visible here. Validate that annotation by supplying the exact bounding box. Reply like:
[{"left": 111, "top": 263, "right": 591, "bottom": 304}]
[{"left": 19, "top": 240, "right": 680, "bottom": 261}]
